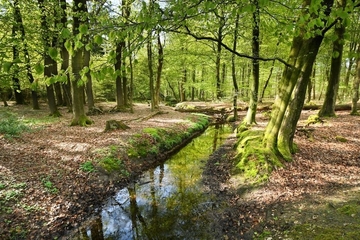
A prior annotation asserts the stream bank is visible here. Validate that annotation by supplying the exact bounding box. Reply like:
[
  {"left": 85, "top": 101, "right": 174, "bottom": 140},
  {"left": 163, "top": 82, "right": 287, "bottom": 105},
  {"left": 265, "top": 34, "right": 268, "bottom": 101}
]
[{"left": 67, "top": 124, "right": 234, "bottom": 239}]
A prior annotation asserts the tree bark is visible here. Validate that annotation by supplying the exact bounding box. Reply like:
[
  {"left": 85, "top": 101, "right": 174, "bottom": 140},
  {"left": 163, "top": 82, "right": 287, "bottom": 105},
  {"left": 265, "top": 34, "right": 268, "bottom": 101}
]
[
  {"left": 70, "top": 0, "right": 92, "bottom": 126},
  {"left": 263, "top": 0, "right": 334, "bottom": 156},
  {"left": 60, "top": 0, "right": 72, "bottom": 110},
  {"left": 11, "top": 1, "right": 24, "bottom": 105},
  {"left": 231, "top": 13, "right": 240, "bottom": 121},
  {"left": 244, "top": 0, "right": 260, "bottom": 125},
  {"left": 278, "top": 35, "right": 324, "bottom": 160},
  {"left": 14, "top": 0, "right": 39, "bottom": 109},
  {"left": 38, "top": 0, "right": 60, "bottom": 116},
  {"left": 155, "top": 31, "right": 163, "bottom": 108},
  {"left": 319, "top": 0, "right": 346, "bottom": 117},
  {"left": 115, "top": 42, "right": 125, "bottom": 110}
]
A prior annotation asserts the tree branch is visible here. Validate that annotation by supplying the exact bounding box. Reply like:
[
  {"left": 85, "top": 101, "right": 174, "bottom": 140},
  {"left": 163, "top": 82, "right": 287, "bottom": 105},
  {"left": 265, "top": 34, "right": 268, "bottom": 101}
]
[{"left": 176, "top": 26, "right": 293, "bottom": 68}]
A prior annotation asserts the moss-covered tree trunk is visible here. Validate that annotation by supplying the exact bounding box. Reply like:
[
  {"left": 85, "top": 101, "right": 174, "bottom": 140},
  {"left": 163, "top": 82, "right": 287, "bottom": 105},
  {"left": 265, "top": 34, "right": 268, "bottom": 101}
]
[
  {"left": 277, "top": 35, "right": 324, "bottom": 160},
  {"left": 319, "top": 0, "right": 346, "bottom": 117},
  {"left": 244, "top": 0, "right": 260, "bottom": 125},
  {"left": 70, "top": 0, "right": 92, "bottom": 126},
  {"left": 263, "top": 35, "right": 305, "bottom": 152},
  {"left": 264, "top": 0, "right": 334, "bottom": 155}
]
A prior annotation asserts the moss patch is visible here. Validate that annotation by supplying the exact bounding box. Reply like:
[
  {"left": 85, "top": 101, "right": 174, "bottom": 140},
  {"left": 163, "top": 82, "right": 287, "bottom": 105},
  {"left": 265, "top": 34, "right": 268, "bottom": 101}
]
[
  {"left": 127, "top": 114, "right": 209, "bottom": 159},
  {"left": 234, "top": 129, "right": 282, "bottom": 183}
]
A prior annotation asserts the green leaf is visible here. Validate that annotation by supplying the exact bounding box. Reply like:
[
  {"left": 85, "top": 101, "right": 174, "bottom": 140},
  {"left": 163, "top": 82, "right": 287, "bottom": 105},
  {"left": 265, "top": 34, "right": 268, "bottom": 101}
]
[
  {"left": 48, "top": 47, "right": 58, "bottom": 60},
  {"left": 34, "top": 63, "right": 44, "bottom": 74},
  {"left": 61, "top": 28, "right": 71, "bottom": 39},
  {"left": 65, "top": 39, "right": 72, "bottom": 53},
  {"left": 74, "top": 40, "right": 84, "bottom": 50},
  {"left": 85, "top": 43, "right": 93, "bottom": 51},
  {"left": 3, "top": 62, "right": 12, "bottom": 72},
  {"left": 94, "top": 35, "right": 103, "bottom": 45},
  {"left": 79, "top": 24, "right": 88, "bottom": 34}
]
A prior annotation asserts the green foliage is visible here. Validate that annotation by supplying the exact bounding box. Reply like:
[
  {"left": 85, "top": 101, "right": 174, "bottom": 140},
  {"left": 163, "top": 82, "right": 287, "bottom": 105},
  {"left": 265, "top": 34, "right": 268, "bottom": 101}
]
[
  {"left": 41, "top": 176, "right": 58, "bottom": 194},
  {"left": 80, "top": 161, "right": 95, "bottom": 173},
  {"left": 0, "top": 111, "right": 30, "bottom": 138}
]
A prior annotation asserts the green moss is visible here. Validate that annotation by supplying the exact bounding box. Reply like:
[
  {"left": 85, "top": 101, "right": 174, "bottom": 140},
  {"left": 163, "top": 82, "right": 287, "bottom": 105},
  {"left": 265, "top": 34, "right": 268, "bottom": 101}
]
[
  {"left": 337, "top": 204, "right": 360, "bottom": 215},
  {"left": 128, "top": 115, "right": 209, "bottom": 159},
  {"left": 286, "top": 224, "right": 360, "bottom": 239},
  {"left": 335, "top": 135, "right": 347, "bottom": 142},
  {"left": 306, "top": 114, "right": 324, "bottom": 125},
  {"left": 234, "top": 129, "right": 282, "bottom": 183}
]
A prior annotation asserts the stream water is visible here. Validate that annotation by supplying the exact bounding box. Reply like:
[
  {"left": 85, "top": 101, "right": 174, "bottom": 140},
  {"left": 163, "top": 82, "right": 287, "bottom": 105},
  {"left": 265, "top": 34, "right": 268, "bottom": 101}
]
[{"left": 74, "top": 124, "right": 232, "bottom": 240}]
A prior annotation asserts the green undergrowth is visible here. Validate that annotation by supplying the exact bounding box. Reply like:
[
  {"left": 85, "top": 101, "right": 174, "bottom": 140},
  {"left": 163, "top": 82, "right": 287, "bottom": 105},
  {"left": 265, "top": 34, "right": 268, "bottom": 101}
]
[
  {"left": 0, "top": 111, "right": 31, "bottom": 138},
  {"left": 89, "top": 114, "right": 209, "bottom": 177},
  {"left": 92, "top": 145, "right": 129, "bottom": 177},
  {"left": 127, "top": 114, "right": 209, "bottom": 158},
  {"left": 279, "top": 201, "right": 360, "bottom": 239},
  {"left": 234, "top": 126, "right": 282, "bottom": 183}
]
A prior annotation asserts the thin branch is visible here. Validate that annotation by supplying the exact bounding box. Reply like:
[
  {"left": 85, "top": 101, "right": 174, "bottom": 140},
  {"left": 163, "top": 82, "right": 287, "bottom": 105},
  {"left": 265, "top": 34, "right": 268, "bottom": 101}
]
[{"left": 177, "top": 26, "right": 293, "bottom": 68}]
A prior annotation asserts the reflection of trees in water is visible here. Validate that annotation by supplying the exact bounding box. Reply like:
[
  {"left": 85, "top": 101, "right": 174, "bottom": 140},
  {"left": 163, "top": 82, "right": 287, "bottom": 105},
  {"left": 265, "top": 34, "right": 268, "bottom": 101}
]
[
  {"left": 78, "top": 126, "right": 231, "bottom": 239},
  {"left": 79, "top": 216, "right": 104, "bottom": 240}
]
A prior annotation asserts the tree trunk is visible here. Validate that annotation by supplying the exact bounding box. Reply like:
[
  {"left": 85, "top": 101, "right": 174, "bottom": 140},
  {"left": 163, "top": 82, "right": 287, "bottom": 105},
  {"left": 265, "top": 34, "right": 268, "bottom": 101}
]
[
  {"left": 84, "top": 47, "right": 95, "bottom": 111},
  {"left": 191, "top": 69, "right": 196, "bottom": 101},
  {"left": 70, "top": 0, "right": 92, "bottom": 126},
  {"left": 147, "top": 33, "right": 156, "bottom": 110},
  {"left": 319, "top": 0, "right": 346, "bottom": 117},
  {"left": 155, "top": 31, "right": 163, "bottom": 108},
  {"left": 11, "top": 2, "right": 24, "bottom": 105},
  {"left": 277, "top": 35, "right": 324, "bottom": 160},
  {"left": 115, "top": 42, "right": 125, "bottom": 110},
  {"left": 180, "top": 68, "right": 187, "bottom": 102},
  {"left": 231, "top": 13, "right": 240, "bottom": 121},
  {"left": 244, "top": 0, "right": 260, "bottom": 125},
  {"left": 351, "top": 45, "right": 360, "bottom": 115},
  {"left": 38, "top": 0, "right": 60, "bottom": 116},
  {"left": 307, "top": 65, "right": 316, "bottom": 103},
  {"left": 215, "top": 24, "right": 223, "bottom": 100},
  {"left": 60, "top": 0, "right": 72, "bottom": 110},
  {"left": 342, "top": 42, "right": 358, "bottom": 101},
  {"left": 263, "top": 0, "right": 334, "bottom": 156},
  {"left": 14, "top": 0, "right": 39, "bottom": 109}
]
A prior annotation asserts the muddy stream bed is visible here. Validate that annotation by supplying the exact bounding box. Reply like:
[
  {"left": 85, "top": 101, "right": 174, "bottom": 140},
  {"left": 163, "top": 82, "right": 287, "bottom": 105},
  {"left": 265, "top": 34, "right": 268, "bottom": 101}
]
[{"left": 68, "top": 124, "right": 233, "bottom": 239}]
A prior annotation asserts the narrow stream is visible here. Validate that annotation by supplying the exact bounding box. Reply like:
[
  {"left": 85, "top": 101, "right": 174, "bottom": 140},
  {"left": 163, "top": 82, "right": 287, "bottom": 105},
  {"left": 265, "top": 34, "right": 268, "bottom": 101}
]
[{"left": 75, "top": 124, "right": 232, "bottom": 240}]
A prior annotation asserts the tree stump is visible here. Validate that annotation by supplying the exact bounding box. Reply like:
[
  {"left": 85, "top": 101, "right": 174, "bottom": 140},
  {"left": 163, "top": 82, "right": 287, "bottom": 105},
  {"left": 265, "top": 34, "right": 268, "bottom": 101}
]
[{"left": 104, "top": 120, "right": 130, "bottom": 132}]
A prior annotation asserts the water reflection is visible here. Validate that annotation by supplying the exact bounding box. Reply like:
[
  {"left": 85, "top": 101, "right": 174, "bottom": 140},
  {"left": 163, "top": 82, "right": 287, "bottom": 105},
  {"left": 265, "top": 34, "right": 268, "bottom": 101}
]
[{"left": 77, "top": 125, "right": 231, "bottom": 240}]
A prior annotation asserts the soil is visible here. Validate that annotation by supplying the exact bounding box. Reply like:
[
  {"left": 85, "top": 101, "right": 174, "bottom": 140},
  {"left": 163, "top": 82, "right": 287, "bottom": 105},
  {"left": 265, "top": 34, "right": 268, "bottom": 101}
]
[{"left": 1, "top": 102, "right": 360, "bottom": 239}]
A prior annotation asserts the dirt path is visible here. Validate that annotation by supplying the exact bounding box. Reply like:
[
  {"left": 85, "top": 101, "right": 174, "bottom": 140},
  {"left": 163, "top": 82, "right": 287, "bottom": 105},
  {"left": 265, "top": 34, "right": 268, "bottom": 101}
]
[{"left": 1, "top": 102, "right": 360, "bottom": 239}]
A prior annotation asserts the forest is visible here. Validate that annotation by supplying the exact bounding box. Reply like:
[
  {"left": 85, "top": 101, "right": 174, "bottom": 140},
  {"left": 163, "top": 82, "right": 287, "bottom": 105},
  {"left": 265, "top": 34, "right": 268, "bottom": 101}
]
[{"left": 1, "top": 0, "right": 360, "bottom": 239}]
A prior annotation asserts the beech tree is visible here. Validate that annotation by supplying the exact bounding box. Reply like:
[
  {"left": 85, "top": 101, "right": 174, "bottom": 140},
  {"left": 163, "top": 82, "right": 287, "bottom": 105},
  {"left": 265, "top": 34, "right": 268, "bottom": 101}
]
[{"left": 70, "top": 0, "right": 93, "bottom": 126}]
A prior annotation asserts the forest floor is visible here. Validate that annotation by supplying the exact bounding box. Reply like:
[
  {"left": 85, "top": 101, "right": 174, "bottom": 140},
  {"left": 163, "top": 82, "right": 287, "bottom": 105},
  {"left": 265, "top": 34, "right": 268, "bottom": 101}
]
[{"left": 0, "top": 101, "right": 360, "bottom": 239}]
